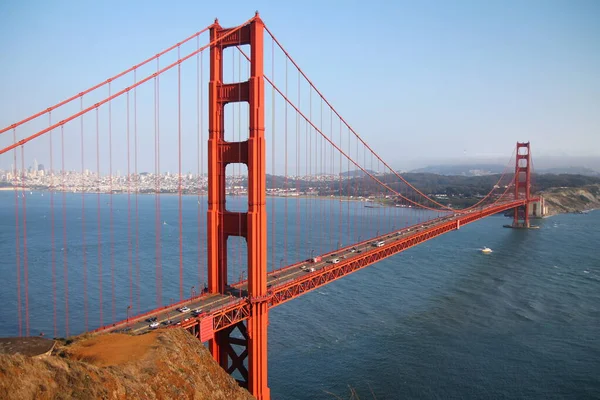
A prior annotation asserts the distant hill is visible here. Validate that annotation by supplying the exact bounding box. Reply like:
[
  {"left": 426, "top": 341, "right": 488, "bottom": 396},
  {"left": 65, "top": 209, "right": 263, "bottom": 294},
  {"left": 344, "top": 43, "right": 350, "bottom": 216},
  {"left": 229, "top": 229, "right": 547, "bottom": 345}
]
[
  {"left": 541, "top": 184, "right": 600, "bottom": 216},
  {"left": 409, "top": 164, "right": 505, "bottom": 176},
  {"left": 339, "top": 169, "right": 376, "bottom": 178},
  {"left": 537, "top": 166, "right": 600, "bottom": 177},
  {"left": 410, "top": 164, "right": 600, "bottom": 177}
]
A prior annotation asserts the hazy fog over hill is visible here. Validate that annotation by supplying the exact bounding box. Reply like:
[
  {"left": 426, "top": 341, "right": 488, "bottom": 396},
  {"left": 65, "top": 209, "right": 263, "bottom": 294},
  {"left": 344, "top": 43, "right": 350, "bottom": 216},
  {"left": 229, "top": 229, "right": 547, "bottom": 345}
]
[{"left": 402, "top": 156, "right": 600, "bottom": 177}]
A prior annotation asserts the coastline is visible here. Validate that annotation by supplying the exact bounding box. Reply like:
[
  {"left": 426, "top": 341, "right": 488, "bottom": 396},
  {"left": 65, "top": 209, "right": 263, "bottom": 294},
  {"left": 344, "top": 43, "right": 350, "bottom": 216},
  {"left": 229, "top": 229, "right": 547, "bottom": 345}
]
[
  {"left": 4, "top": 184, "right": 600, "bottom": 217},
  {"left": 1, "top": 186, "right": 369, "bottom": 204}
]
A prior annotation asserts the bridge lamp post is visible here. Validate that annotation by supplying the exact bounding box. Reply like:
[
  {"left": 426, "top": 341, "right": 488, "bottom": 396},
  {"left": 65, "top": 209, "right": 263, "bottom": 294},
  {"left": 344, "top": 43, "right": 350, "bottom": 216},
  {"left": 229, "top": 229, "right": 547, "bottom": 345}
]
[
  {"left": 126, "top": 305, "right": 132, "bottom": 326},
  {"left": 239, "top": 271, "right": 246, "bottom": 298}
]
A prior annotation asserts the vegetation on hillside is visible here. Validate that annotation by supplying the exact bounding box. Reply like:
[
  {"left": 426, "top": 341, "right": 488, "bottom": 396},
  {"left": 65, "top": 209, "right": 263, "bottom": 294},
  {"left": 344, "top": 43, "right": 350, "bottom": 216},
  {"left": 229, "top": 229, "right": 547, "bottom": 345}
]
[
  {"left": 311, "top": 173, "right": 600, "bottom": 208},
  {"left": 0, "top": 329, "right": 255, "bottom": 400}
]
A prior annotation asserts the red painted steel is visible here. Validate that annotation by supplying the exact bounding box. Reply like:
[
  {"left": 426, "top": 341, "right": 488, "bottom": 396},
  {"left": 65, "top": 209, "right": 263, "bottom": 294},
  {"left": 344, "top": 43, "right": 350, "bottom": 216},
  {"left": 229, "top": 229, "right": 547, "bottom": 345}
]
[
  {"left": 0, "top": 27, "right": 211, "bottom": 136},
  {"left": 207, "top": 13, "right": 270, "bottom": 400},
  {"left": 513, "top": 142, "right": 532, "bottom": 227},
  {"left": 103, "top": 198, "right": 537, "bottom": 339},
  {"left": 0, "top": 19, "right": 254, "bottom": 156},
  {"left": 268, "top": 200, "right": 527, "bottom": 309},
  {"left": 200, "top": 316, "right": 214, "bottom": 342},
  {"left": 3, "top": 11, "right": 542, "bottom": 398},
  {"left": 171, "top": 198, "right": 537, "bottom": 342}
]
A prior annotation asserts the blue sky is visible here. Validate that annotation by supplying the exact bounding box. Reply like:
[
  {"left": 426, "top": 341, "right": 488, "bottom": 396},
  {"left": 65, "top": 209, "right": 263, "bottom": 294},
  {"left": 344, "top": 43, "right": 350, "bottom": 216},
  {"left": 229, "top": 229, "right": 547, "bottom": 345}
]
[{"left": 1, "top": 0, "right": 599, "bottom": 172}]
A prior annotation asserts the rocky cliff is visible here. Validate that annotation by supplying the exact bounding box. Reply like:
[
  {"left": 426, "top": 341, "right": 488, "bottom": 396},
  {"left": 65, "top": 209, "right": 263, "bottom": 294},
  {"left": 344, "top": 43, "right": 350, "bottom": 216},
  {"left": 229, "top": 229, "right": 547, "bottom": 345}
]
[
  {"left": 540, "top": 184, "right": 600, "bottom": 216},
  {"left": 0, "top": 329, "right": 255, "bottom": 400}
]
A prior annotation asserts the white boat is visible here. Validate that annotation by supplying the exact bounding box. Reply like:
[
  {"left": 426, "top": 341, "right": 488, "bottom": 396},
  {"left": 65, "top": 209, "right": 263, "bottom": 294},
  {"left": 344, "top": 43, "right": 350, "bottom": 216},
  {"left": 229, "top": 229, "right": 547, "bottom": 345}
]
[{"left": 481, "top": 247, "right": 493, "bottom": 254}]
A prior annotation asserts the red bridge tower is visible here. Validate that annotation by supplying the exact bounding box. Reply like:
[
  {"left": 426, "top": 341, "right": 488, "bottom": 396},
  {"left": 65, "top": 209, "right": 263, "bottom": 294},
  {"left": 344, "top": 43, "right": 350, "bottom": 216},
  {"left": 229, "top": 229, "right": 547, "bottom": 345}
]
[
  {"left": 512, "top": 142, "right": 531, "bottom": 227},
  {"left": 207, "top": 14, "right": 270, "bottom": 400}
]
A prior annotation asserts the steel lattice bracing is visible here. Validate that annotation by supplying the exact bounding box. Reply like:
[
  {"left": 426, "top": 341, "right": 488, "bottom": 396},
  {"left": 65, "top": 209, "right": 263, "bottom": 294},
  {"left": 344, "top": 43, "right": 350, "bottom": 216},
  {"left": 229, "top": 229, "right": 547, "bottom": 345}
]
[
  {"left": 98, "top": 197, "right": 537, "bottom": 338},
  {"left": 169, "top": 198, "right": 536, "bottom": 335}
]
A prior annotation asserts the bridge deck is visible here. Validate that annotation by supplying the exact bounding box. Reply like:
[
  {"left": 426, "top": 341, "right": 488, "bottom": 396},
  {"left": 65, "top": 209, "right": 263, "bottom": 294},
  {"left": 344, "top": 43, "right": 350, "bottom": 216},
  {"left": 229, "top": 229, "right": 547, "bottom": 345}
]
[{"left": 97, "top": 199, "right": 529, "bottom": 337}]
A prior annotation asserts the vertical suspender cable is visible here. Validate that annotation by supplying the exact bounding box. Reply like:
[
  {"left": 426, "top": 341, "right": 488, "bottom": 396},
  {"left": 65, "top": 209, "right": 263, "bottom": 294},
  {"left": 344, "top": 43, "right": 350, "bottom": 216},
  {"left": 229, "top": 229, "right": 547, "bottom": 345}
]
[
  {"left": 96, "top": 108, "right": 103, "bottom": 327},
  {"left": 201, "top": 48, "right": 205, "bottom": 291},
  {"left": 233, "top": 44, "right": 239, "bottom": 286},
  {"left": 347, "top": 127, "right": 350, "bottom": 242},
  {"left": 338, "top": 112, "right": 342, "bottom": 245},
  {"left": 134, "top": 69, "right": 140, "bottom": 314},
  {"left": 81, "top": 97, "right": 88, "bottom": 331},
  {"left": 154, "top": 60, "right": 160, "bottom": 307},
  {"left": 270, "top": 37, "right": 276, "bottom": 273},
  {"left": 196, "top": 36, "right": 204, "bottom": 290},
  {"left": 157, "top": 58, "right": 163, "bottom": 306},
  {"left": 127, "top": 90, "right": 132, "bottom": 309},
  {"left": 60, "top": 125, "right": 69, "bottom": 337},
  {"left": 305, "top": 105, "right": 310, "bottom": 255},
  {"left": 320, "top": 98, "right": 326, "bottom": 250},
  {"left": 330, "top": 106, "right": 334, "bottom": 249},
  {"left": 49, "top": 115, "right": 57, "bottom": 337},
  {"left": 308, "top": 87, "right": 312, "bottom": 253},
  {"left": 237, "top": 41, "right": 242, "bottom": 283},
  {"left": 178, "top": 45, "right": 184, "bottom": 300},
  {"left": 13, "top": 129, "right": 22, "bottom": 337},
  {"left": 295, "top": 69, "right": 300, "bottom": 261},
  {"left": 20, "top": 145, "right": 29, "bottom": 337},
  {"left": 109, "top": 82, "right": 115, "bottom": 323},
  {"left": 284, "top": 54, "right": 288, "bottom": 267}
]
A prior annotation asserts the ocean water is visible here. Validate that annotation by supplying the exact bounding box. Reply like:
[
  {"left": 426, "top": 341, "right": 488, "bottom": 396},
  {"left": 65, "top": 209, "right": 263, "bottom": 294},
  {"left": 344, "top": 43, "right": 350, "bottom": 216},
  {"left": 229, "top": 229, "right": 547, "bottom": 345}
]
[
  {"left": 1, "top": 191, "right": 599, "bottom": 399},
  {"left": 268, "top": 210, "right": 600, "bottom": 399}
]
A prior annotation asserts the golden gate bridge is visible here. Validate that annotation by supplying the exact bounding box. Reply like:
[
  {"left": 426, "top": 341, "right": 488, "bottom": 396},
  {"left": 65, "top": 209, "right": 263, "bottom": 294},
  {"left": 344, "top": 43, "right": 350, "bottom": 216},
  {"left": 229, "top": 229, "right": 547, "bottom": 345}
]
[{"left": 0, "top": 14, "right": 540, "bottom": 400}]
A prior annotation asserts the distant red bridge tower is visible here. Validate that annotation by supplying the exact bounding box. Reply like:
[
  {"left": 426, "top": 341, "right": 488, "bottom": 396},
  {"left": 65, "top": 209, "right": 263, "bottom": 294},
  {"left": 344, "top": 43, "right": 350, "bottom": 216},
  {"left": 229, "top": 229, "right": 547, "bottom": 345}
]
[{"left": 512, "top": 142, "right": 532, "bottom": 227}]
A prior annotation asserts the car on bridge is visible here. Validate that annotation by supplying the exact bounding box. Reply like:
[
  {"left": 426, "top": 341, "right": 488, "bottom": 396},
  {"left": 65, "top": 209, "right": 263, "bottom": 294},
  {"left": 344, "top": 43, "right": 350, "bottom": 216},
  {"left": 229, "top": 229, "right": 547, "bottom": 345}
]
[
  {"left": 372, "top": 241, "right": 384, "bottom": 247},
  {"left": 328, "top": 258, "right": 340, "bottom": 264},
  {"left": 149, "top": 321, "right": 160, "bottom": 329},
  {"left": 177, "top": 306, "right": 190, "bottom": 313}
]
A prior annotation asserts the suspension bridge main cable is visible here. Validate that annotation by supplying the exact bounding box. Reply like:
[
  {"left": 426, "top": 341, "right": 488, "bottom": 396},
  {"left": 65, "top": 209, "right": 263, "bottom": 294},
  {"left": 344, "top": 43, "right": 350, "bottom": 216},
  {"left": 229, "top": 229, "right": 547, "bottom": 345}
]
[
  {"left": 0, "top": 27, "right": 212, "bottom": 135},
  {"left": 0, "top": 17, "right": 255, "bottom": 156},
  {"left": 236, "top": 46, "right": 452, "bottom": 212},
  {"left": 460, "top": 148, "right": 517, "bottom": 211},
  {"left": 262, "top": 25, "right": 461, "bottom": 213}
]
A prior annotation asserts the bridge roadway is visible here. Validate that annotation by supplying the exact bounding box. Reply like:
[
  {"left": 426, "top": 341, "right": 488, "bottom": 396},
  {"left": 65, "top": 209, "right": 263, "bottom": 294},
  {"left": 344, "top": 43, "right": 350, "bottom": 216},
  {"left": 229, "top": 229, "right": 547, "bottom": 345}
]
[{"left": 97, "top": 199, "right": 530, "bottom": 339}]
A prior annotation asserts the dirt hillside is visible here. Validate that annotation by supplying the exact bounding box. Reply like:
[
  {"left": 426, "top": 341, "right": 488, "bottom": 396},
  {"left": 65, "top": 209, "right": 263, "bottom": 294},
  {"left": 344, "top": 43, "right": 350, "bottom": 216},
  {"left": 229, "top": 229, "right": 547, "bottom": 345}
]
[
  {"left": 0, "top": 329, "right": 255, "bottom": 400},
  {"left": 541, "top": 184, "right": 600, "bottom": 216}
]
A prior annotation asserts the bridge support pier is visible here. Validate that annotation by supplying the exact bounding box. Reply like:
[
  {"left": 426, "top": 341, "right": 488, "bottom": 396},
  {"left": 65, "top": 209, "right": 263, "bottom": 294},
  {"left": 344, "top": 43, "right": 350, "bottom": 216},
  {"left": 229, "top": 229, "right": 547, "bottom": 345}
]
[
  {"left": 213, "top": 322, "right": 250, "bottom": 385},
  {"left": 207, "top": 14, "right": 270, "bottom": 399}
]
